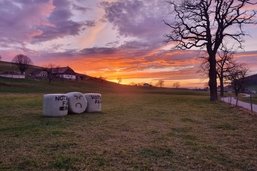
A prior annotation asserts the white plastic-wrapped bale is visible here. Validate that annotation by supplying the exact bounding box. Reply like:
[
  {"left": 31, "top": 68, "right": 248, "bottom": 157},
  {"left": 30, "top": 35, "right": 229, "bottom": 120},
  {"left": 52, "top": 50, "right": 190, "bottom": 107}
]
[
  {"left": 66, "top": 92, "right": 87, "bottom": 114},
  {"left": 43, "top": 94, "right": 68, "bottom": 117},
  {"left": 84, "top": 93, "right": 102, "bottom": 112}
]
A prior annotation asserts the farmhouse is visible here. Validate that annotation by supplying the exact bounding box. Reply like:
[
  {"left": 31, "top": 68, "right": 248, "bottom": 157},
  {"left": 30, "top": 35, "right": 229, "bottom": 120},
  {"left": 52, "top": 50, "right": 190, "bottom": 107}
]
[
  {"left": 52, "top": 67, "right": 77, "bottom": 80},
  {"left": 29, "top": 66, "right": 81, "bottom": 80},
  {"left": 30, "top": 70, "right": 48, "bottom": 79},
  {"left": 143, "top": 83, "right": 152, "bottom": 87}
]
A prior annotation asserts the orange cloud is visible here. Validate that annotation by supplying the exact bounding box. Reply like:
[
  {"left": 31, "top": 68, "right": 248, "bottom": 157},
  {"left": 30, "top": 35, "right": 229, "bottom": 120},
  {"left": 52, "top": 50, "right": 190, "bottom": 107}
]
[
  {"left": 38, "top": 48, "right": 205, "bottom": 87},
  {"left": 16, "top": 45, "right": 256, "bottom": 88}
]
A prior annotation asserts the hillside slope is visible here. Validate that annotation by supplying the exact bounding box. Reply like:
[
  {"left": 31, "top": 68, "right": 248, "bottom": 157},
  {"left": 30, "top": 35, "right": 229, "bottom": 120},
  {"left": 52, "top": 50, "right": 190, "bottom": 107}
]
[
  {"left": 0, "top": 60, "right": 108, "bottom": 84},
  {"left": 244, "top": 73, "right": 257, "bottom": 88},
  {"left": 0, "top": 61, "right": 42, "bottom": 73}
]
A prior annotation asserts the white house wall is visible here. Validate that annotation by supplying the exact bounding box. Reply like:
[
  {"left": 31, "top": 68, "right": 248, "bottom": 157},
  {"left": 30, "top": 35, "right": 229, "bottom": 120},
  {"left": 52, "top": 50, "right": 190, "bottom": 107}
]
[
  {"left": 0, "top": 74, "right": 25, "bottom": 79},
  {"left": 60, "top": 74, "right": 76, "bottom": 80}
]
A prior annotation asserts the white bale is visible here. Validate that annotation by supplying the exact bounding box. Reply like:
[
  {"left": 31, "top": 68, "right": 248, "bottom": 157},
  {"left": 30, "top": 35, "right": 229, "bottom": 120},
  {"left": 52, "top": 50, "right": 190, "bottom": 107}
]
[
  {"left": 84, "top": 93, "right": 102, "bottom": 112},
  {"left": 66, "top": 92, "right": 87, "bottom": 114},
  {"left": 43, "top": 94, "right": 68, "bottom": 117}
]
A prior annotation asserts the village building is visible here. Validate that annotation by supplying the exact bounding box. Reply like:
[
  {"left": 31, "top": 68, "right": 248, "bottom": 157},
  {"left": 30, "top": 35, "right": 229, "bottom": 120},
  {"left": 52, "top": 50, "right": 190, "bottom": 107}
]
[
  {"left": 0, "top": 71, "right": 25, "bottom": 79},
  {"left": 143, "top": 83, "right": 153, "bottom": 87},
  {"left": 52, "top": 67, "right": 77, "bottom": 80},
  {"left": 30, "top": 70, "right": 48, "bottom": 79}
]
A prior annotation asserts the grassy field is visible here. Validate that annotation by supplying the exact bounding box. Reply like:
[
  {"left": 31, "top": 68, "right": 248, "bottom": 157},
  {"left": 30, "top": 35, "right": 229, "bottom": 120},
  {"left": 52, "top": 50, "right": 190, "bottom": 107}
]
[{"left": 0, "top": 78, "right": 257, "bottom": 170}]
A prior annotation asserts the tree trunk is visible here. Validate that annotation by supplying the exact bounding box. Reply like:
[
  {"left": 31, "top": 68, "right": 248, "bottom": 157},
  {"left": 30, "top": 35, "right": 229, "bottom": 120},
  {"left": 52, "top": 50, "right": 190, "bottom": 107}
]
[
  {"left": 235, "top": 90, "right": 239, "bottom": 97},
  {"left": 236, "top": 95, "right": 238, "bottom": 106},
  {"left": 220, "top": 74, "right": 224, "bottom": 97},
  {"left": 209, "top": 54, "right": 218, "bottom": 101}
]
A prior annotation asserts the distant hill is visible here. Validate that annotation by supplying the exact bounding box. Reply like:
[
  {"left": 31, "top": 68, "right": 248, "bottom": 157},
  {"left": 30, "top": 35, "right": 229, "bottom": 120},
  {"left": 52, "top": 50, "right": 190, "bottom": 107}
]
[
  {"left": 0, "top": 61, "right": 153, "bottom": 91},
  {"left": 0, "top": 60, "right": 135, "bottom": 93},
  {"left": 244, "top": 74, "right": 257, "bottom": 84},
  {"left": 0, "top": 60, "right": 43, "bottom": 73},
  {"left": 243, "top": 73, "right": 257, "bottom": 90}
]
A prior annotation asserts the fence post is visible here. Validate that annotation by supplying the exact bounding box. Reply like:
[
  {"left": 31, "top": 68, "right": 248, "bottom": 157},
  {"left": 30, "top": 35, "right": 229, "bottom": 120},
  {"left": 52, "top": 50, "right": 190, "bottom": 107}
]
[
  {"left": 250, "top": 93, "right": 253, "bottom": 113},
  {"left": 236, "top": 96, "right": 238, "bottom": 107}
]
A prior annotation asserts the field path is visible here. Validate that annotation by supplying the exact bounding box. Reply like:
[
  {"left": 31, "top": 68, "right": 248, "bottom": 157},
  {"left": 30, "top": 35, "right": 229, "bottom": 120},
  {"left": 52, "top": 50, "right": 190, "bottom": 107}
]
[{"left": 221, "top": 97, "right": 257, "bottom": 113}]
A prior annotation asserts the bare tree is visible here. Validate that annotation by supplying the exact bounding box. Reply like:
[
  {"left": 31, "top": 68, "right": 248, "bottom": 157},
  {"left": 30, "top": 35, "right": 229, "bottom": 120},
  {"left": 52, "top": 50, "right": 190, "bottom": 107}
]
[
  {"left": 227, "top": 64, "right": 248, "bottom": 105},
  {"left": 165, "top": 0, "right": 256, "bottom": 101},
  {"left": 200, "top": 46, "right": 236, "bottom": 97},
  {"left": 156, "top": 79, "right": 165, "bottom": 87},
  {"left": 12, "top": 54, "right": 32, "bottom": 74},
  {"left": 216, "top": 46, "right": 237, "bottom": 96},
  {"left": 44, "top": 64, "right": 55, "bottom": 84},
  {"left": 98, "top": 76, "right": 107, "bottom": 83},
  {"left": 117, "top": 77, "right": 122, "bottom": 84},
  {"left": 173, "top": 82, "right": 181, "bottom": 88}
]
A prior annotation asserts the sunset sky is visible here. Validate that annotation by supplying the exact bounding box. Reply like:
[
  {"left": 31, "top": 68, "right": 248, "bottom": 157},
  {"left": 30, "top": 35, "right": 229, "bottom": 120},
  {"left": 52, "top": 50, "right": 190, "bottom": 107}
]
[{"left": 0, "top": 0, "right": 257, "bottom": 88}]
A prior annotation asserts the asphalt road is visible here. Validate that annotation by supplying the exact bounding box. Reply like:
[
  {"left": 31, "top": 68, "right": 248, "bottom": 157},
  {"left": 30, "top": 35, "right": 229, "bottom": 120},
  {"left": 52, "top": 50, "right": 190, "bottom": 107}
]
[{"left": 221, "top": 97, "right": 257, "bottom": 113}]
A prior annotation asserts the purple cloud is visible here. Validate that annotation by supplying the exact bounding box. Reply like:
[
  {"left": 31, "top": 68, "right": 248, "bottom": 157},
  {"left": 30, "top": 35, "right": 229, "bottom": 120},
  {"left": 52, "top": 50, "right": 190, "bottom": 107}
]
[
  {"left": 102, "top": 0, "right": 170, "bottom": 48},
  {"left": 0, "top": 0, "right": 94, "bottom": 45}
]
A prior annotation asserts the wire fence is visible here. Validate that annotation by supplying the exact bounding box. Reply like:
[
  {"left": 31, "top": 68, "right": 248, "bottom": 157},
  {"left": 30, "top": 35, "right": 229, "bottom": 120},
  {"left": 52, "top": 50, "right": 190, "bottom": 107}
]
[{"left": 221, "top": 93, "right": 257, "bottom": 114}]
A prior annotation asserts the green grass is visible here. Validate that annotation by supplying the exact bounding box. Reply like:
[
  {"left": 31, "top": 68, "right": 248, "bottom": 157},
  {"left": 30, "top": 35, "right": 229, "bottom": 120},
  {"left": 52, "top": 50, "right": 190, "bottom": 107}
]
[
  {"left": 0, "top": 61, "right": 18, "bottom": 72},
  {"left": 0, "top": 78, "right": 257, "bottom": 170}
]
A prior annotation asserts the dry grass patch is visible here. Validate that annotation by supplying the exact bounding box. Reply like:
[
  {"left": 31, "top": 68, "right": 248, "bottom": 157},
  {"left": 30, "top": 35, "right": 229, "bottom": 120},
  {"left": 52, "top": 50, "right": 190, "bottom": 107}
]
[{"left": 0, "top": 92, "right": 257, "bottom": 170}]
